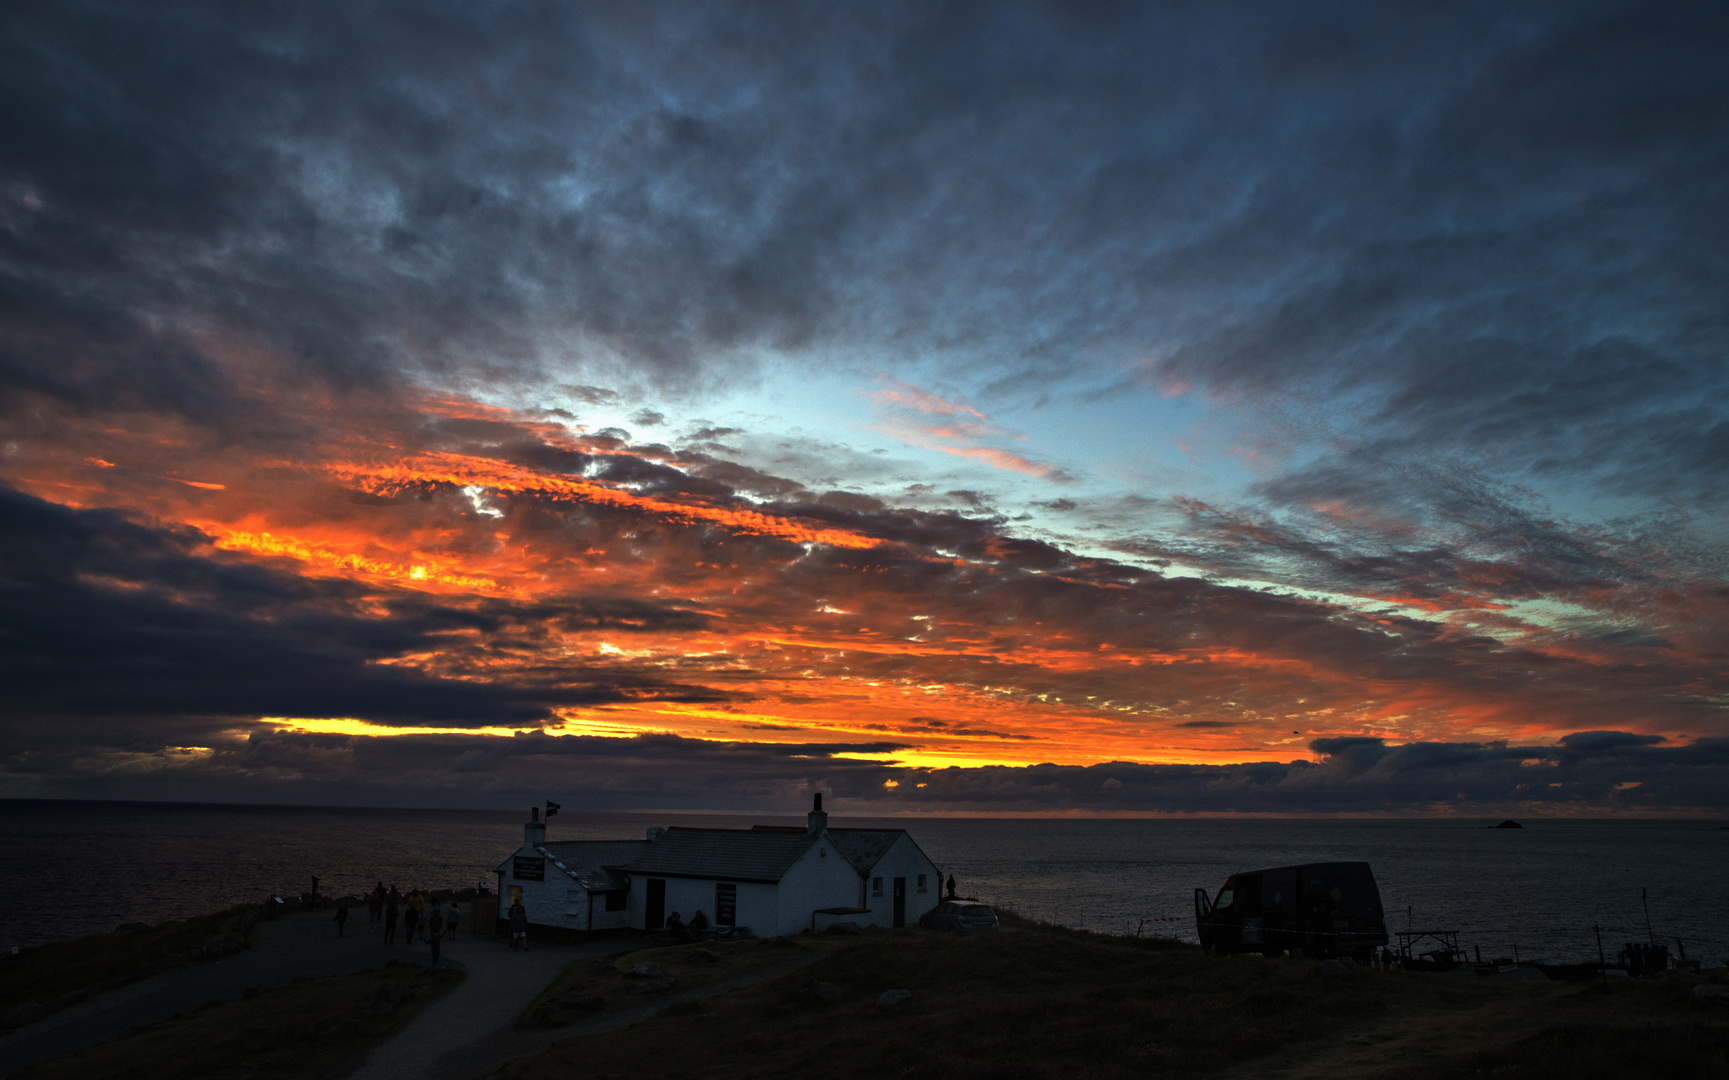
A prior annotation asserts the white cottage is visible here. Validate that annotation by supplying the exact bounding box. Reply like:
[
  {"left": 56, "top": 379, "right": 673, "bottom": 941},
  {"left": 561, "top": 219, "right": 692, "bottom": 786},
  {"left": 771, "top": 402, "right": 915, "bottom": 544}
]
[
  {"left": 493, "top": 807, "right": 650, "bottom": 932},
  {"left": 494, "top": 795, "right": 944, "bottom": 937}
]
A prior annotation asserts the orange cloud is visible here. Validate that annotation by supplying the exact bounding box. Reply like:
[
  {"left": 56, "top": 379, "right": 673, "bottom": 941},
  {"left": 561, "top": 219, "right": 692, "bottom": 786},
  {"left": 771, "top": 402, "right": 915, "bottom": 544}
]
[{"left": 326, "top": 452, "right": 882, "bottom": 550}]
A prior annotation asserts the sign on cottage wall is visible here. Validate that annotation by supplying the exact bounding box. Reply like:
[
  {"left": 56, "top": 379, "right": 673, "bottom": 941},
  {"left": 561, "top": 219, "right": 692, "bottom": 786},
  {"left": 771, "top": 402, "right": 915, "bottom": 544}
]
[{"left": 513, "top": 856, "right": 546, "bottom": 881}]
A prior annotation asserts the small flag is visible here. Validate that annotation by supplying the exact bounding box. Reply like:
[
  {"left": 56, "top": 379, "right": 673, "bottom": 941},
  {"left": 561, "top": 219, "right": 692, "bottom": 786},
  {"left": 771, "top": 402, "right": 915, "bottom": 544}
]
[{"left": 546, "top": 800, "right": 561, "bottom": 818}]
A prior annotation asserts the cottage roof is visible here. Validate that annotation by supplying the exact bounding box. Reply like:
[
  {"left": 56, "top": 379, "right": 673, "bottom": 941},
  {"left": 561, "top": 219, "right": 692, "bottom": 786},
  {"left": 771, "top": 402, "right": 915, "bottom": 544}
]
[
  {"left": 541, "top": 840, "right": 649, "bottom": 891},
  {"left": 751, "top": 824, "right": 906, "bottom": 875},
  {"left": 494, "top": 839, "right": 647, "bottom": 890},
  {"left": 622, "top": 827, "right": 820, "bottom": 883},
  {"left": 828, "top": 828, "right": 906, "bottom": 873}
]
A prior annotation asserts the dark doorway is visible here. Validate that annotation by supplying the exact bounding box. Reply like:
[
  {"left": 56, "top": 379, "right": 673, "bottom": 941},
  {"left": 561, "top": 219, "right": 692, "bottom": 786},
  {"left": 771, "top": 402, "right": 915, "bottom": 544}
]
[
  {"left": 893, "top": 877, "right": 907, "bottom": 927},
  {"left": 646, "top": 878, "right": 666, "bottom": 930}
]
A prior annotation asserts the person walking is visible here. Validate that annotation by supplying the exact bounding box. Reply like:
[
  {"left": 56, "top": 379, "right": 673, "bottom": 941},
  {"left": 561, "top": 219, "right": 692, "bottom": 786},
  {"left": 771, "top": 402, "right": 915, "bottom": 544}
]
[
  {"left": 368, "top": 884, "right": 384, "bottom": 933},
  {"left": 426, "top": 900, "right": 442, "bottom": 946},
  {"left": 445, "top": 900, "right": 460, "bottom": 942},
  {"left": 383, "top": 892, "right": 400, "bottom": 944},
  {"left": 427, "top": 905, "right": 444, "bottom": 967},
  {"left": 508, "top": 899, "right": 528, "bottom": 951},
  {"left": 404, "top": 890, "right": 422, "bottom": 945},
  {"left": 333, "top": 901, "right": 349, "bottom": 937}
]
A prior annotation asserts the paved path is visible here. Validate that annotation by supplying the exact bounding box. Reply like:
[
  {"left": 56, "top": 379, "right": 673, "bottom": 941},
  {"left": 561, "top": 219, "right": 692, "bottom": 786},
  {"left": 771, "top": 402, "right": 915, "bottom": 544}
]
[
  {"left": 2, "top": 912, "right": 825, "bottom": 1080},
  {"left": 346, "top": 944, "right": 828, "bottom": 1080},
  {"left": 342, "top": 938, "right": 602, "bottom": 1080},
  {"left": 0, "top": 908, "right": 542, "bottom": 1077}
]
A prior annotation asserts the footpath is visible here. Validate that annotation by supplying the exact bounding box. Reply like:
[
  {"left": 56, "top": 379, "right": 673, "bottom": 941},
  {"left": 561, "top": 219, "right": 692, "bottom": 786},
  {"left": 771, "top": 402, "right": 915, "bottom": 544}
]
[
  {"left": 0, "top": 910, "right": 826, "bottom": 1080},
  {"left": 346, "top": 943, "right": 827, "bottom": 1080}
]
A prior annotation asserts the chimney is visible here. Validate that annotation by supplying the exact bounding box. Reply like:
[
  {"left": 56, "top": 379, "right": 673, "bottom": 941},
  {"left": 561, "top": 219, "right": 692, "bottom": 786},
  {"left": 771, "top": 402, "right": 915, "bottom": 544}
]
[
  {"left": 524, "top": 805, "right": 546, "bottom": 848},
  {"left": 806, "top": 792, "right": 828, "bottom": 836},
  {"left": 647, "top": 827, "right": 665, "bottom": 842}
]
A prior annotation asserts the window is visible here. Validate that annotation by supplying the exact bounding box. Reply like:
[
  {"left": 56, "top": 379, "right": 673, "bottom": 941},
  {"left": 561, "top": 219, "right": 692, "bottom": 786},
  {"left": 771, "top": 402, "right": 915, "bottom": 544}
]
[
  {"left": 916, "top": 874, "right": 927, "bottom": 893},
  {"left": 715, "top": 882, "right": 737, "bottom": 926},
  {"left": 604, "top": 890, "right": 627, "bottom": 912},
  {"left": 1214, "top": 888, "right": 1235, "bottom": 910},
  {"left": 872, "top": 876, "right": 883, "bottom": 896}
]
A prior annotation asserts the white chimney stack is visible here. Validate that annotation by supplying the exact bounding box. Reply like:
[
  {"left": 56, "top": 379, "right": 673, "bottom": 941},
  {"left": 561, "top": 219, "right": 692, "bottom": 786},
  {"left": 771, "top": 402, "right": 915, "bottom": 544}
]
[
  {"left": 525, "top": 805, "right": 546, "bottom": 848},
  {"left": 807, "top": 792, "right": 828, "bottom": 835}
]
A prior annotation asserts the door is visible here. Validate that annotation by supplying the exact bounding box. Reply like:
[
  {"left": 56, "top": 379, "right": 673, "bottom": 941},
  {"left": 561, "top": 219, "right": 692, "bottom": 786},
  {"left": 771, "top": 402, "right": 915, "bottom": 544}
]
[
  {"left": 646, "top": 878, "right": 666, "bottom": 930},
  {"left": 892, "top": 877, "right": 906, "bottom": 927}
]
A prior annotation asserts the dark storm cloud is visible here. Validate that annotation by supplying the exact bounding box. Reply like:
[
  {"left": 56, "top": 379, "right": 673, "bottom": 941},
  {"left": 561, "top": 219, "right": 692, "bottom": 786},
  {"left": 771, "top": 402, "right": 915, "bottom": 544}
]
[
  {"left": 8, "top": 723, "right": 1725, "bottom": 813},
  {"left": 0, "top": 487, "right": 720, "bottom": 723},
  {"left": 889, "top": 733, "right": 1729, "bottom": 813},
  {"left": 4, "top": 1, "right": 1723, "bottom": 504}
]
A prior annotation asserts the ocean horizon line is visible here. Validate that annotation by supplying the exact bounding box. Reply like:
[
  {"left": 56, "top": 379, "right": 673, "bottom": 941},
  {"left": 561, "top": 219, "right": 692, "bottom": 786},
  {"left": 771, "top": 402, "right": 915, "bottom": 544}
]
[{"left": 3, "top": 796, "right": 1725, "bottom": 823}]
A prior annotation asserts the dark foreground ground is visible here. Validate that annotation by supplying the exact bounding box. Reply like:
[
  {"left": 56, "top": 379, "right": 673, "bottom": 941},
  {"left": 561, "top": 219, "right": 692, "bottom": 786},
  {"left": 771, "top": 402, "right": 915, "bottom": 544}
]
[
  {"left": 493, "top": 917, "right": 1729, "bottom": 1080},
  {"left": 5, "top": 912, "right": 1727, "bottom": 1080}
]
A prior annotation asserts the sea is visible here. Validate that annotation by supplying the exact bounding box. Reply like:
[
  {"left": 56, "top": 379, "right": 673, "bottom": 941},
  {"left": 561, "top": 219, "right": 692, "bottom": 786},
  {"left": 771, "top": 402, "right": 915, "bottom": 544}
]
[{"left": 3, "top": 801, "right": 1725, "bottom": 966}]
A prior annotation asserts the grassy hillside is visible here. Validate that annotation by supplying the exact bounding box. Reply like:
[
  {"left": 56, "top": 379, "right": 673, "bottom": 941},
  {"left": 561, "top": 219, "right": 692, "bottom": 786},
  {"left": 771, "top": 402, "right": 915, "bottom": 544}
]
[
  {"left": 17, "top": 961, "right": 463, "bottom": 1080},
  {"left": 1, "top": 906, "right": 260, "bottom": 1027},
  {"left": 492, "top": 918, "right": 1729, "bottom": 1080}
]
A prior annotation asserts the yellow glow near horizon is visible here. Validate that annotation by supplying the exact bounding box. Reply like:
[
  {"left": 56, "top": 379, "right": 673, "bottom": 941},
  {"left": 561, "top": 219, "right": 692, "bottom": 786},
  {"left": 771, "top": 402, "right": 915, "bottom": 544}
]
[{"left": 258, "top": 716, "right": 541, "bottom": 737}]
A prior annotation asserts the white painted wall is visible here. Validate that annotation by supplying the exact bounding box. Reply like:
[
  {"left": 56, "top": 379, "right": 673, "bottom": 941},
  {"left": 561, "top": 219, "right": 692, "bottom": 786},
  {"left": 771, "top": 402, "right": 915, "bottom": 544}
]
[
  {"left": 858, "top": 833, "right": 943, "bottom": 928},
  {"left": 650, "top": 878, "right": 779, "bottom": 934},
  {"left": 590, "top": 890, "right": 631, "bottom": 931},
  {"left": 777, "top": 830, "right": 876, "bottom": 935},
  {"left": 497, "top": 842, "right": 588, "bottom": 930}
]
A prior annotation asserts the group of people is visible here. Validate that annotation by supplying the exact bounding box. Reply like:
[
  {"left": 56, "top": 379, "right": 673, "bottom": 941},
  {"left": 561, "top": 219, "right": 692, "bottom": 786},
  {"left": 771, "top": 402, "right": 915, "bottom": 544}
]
[
  {"left": 328, "top": 882, "right": 529, "bottom": 959},
  {"left": 330, "top": 883, "right": 463, "bottom": 964},
  {"left": 664, "top": 908, "right": 710, "bottom": 944}
]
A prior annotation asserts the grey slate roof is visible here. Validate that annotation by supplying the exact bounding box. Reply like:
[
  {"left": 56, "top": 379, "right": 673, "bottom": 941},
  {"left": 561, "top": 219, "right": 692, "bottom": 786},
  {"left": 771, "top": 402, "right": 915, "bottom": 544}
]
[
  {"left": 752, "top": 825, "right": 905, "bottom": 876},
  {"left": 541, "top": 840, "right": 649, "bottom": 891},
  {"left": 623, "top": 827, "right": 820, "bottom": 883},
  {"left": 828, "top": 829, "right": 905, "bottom": 874}
]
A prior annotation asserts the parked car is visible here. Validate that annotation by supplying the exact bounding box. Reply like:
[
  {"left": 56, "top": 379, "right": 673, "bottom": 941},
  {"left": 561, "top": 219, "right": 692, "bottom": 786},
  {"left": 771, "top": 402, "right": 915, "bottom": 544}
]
[
  {"left": 920, "top": 901, "right": 1000, "bottom": 934},
  {"left": 1195, "top": 861, "right": 1388, "bottom": 960}
]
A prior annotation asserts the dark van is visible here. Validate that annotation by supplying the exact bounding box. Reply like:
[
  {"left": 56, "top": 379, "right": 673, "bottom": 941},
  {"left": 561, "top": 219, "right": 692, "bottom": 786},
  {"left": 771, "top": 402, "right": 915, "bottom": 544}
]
[{"left": 1194, "top": 861, "right": 1388, "bottom": 960}]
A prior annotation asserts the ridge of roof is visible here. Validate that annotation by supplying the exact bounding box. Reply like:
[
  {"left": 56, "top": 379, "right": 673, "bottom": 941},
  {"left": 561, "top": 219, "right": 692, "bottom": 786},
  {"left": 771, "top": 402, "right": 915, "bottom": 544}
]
[{"left": 623, "top": 826, "right": 821, "bottom": 883}]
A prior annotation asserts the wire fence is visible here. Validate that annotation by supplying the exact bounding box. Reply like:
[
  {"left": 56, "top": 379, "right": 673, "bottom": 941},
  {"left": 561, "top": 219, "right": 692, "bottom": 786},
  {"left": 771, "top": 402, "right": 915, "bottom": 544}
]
[{"left": 988, "top": 901, "right": 1729, "bottom": 951}]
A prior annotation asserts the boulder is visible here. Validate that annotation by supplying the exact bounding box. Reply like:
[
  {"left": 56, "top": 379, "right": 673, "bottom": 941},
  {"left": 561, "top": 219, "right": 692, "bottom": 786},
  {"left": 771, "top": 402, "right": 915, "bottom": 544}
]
[
  {"left": 877, "top": 988, "right": 914, "bottom": 1010},
  {"left": 803, "top": 978, "right": 842, "bottom": 1005},
  {"left": 687, "top": 948, "right": 719, "bottom": 964},
  {"left": 625, "top": 961, "right": 667, "bottom": 979},
  {"left": 627, "top": 979, "right": 677, "bottom": 995}
]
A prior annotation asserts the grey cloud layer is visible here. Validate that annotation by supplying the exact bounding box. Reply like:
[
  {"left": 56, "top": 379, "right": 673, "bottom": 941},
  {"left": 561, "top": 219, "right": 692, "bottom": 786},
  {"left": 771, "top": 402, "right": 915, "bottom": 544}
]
[
  {"left": 0, "top": 488, "right": 723, "bottom": 723},
  {"left": 3, "top": 1, "right": 1724, "bottom": 504},
  {"left": 6, "top": 722, "right": 1724, "bottom": 814}
]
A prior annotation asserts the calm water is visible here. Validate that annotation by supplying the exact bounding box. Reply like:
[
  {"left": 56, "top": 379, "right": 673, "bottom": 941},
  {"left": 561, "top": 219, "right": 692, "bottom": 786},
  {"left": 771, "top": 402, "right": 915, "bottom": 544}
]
[{"left": 3, "top": 801, "right": 1725, "bottom": 965}]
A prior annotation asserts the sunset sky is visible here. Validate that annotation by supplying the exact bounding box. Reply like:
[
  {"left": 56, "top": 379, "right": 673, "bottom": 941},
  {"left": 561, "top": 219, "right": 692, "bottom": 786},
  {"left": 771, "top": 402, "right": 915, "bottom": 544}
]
[{"left": 3, "top": 1, "right": 1726, "bottom": 814}]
